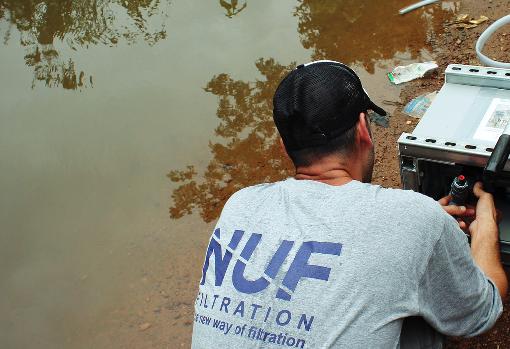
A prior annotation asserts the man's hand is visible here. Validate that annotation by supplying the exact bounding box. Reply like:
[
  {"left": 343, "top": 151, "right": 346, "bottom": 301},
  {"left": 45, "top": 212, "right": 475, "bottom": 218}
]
[
  {"left": 438, "top": 194, "right": 475, "bottom": 231},
  {"left": 468, "top": 182, "right": 507, "bottom": 301},
  {"left": 468, "top": 182, "right": 499, "bottom": 240}
]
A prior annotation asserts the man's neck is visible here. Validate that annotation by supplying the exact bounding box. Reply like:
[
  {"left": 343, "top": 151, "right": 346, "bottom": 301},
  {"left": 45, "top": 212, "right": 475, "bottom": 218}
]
[
  {"left": 294, "top": 167, "right": 356, "bottom": 186},
  {"left": 292, "top": 151, "right": 366, "bottom": 186}
]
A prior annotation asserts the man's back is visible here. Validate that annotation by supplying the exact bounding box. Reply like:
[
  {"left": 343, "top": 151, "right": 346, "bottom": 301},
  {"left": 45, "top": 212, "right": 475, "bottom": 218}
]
[{"left": 192, "top": 178, "right": 502, "bottom": 348}]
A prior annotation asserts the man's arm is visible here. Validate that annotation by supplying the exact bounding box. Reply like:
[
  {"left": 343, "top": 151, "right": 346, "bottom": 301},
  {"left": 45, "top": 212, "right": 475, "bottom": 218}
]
[
  {"left": 469, "top": 182, "right": 508, "bottom": 301},
  {"left": 422, "top": 182, "right": 507, "bottom": 337},
  {"left": 439, "top": 182, "right": 508, "bottom": 301}
]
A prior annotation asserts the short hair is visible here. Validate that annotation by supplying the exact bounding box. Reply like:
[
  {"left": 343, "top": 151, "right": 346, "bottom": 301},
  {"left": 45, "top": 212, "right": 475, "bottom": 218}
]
[{"left": 286, "top": 121, "right": 358, "bottom": 167}]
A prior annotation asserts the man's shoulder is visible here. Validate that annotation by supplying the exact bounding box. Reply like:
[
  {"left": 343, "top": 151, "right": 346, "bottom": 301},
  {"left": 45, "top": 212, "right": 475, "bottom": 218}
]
[
  {"left": 222, "top": 181, "right": 281, "bottom": 209},
  {"left": 227, "top": 181, "right": 441, "bottom": 210},
  {"left": 376, "top": 185, "right": 441, "bottom": 207},
  {"left": 228, "top": 181, "right": 279, "bottom": 198},
  {"left": 371, "top": 185, "right": 448, "bottom": 223}
]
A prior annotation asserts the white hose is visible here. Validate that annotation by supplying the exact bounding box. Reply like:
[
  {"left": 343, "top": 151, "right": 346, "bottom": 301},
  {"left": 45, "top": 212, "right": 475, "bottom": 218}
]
[
  {"left": 399, "top": 0, "right": 439, "bottom": 15},
  {"left": 476, "top": 15, "right": 510, "bottom": 68}
]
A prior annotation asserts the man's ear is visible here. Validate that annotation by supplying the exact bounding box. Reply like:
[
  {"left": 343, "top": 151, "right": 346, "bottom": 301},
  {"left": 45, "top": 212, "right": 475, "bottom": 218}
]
[
  {"left": 279, "top": 137, "right": 291, "bottom": 159},
  {"left": 356, "top": 112, "right": 373, "bottom": 147}
]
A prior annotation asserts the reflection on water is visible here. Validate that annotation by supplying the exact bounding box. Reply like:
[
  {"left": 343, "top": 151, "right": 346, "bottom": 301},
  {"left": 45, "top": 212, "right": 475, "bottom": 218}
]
[
  {"left": 168, "top": 58, "right": 294, "bottom": 222},
  {"left": 295, "top": 0, "right": 451, "bottom": 73},
  {"left": 169, "top": 0, "right": 454, "bottom": 222},
  {"left": 0, "top": 0, "right": 168, "bottom": 89},
  {"left": 1, "top": 1, "right": 311, "bottom": 346},
  {"left": 0, "top": 0, "right": 459, "bottom": 346},
  {"left": 220, "top": 0, "right": 247, "bottom": 18}
]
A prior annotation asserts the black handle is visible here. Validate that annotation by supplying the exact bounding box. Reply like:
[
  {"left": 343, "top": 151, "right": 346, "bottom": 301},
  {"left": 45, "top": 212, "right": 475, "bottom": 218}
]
[{"left": 484, "top": 134, "right": 510, "bottom": 191}]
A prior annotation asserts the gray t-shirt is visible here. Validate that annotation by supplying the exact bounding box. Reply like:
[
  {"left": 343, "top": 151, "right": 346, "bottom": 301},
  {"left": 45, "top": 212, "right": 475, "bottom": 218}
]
[{"left": 192, "top": 178, "right": 503, "bottom": 348}]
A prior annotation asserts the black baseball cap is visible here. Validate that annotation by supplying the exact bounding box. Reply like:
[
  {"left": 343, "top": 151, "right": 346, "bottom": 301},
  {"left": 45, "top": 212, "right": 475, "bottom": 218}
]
[{"left": 273, "top": 60, "right": 387, "bottom": 151}]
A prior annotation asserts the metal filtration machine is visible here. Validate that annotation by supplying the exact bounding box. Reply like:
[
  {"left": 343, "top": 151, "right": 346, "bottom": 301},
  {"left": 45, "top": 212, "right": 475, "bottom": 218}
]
[{"left": 398, "top": 64, "right": 510, "bottom": 264}]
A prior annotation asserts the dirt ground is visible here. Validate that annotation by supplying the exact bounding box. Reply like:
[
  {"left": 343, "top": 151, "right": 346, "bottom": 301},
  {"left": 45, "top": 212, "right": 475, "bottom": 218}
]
[
  {"left": 371, "top": 0, "right": 510, "bottom": 347},
  {"left": 372, "top": 0, "right": 510, "bottom": 190}
]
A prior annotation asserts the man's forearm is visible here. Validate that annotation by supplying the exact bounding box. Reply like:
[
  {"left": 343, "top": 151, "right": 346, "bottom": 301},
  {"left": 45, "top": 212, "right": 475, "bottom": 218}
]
[{"left": 471, "top": 223, "right": 508, "bottom": 301}]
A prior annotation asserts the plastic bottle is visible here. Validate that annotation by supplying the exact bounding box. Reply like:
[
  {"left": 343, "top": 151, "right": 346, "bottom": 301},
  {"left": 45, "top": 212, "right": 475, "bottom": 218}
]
[{"left": 449, "top": 175, "right": 469, "bottom": 206}]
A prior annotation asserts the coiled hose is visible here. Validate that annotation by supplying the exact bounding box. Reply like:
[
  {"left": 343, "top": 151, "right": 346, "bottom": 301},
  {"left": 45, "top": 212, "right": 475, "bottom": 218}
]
[{"left": 475, "top": 15, "right": 510, "bottom": 68}]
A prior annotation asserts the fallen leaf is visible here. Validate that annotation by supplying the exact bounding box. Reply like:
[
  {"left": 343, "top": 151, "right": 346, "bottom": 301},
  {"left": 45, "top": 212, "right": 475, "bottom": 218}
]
[{"left": 448, "top": 14, "right": 489, "bottom": 29}]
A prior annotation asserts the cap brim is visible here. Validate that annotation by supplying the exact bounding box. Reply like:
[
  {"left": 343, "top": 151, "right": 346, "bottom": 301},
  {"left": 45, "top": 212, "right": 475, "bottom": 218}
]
[{"left": 368, "top": 100, "right": 387, "bottom": 116}]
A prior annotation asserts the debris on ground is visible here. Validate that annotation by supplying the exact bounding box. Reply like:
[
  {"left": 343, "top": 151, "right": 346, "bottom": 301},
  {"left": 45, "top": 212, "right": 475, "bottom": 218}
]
[
  {"left": 403, "top": 91, "right": 438, "bottom": 118},
  {"left": 388, "top": 62, "right": 438, "bottom": 85},
  {"left": 448, "top": 14, "right": 489, "bottom": 29},
  {"left": 368, "top": 111, "right": 390, "bottom": 128},
  {"left": 139, "top": 322, "right": 152, "bottom": 331}
]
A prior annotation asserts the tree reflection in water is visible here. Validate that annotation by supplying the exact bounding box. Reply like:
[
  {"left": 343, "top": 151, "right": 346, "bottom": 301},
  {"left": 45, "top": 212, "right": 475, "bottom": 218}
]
[
  {"left": 168, "top": 59, "right": 294, "bottom": 222},
  {"left": 0, "top": 0, "right": 168, "bottom": 90},
  {"left": 295, "top": 0, "right": 449, "bottom": 73},
  {"left": 169, "top": 0, "right": 452, "bottom": 222},
  {"left": 220, "top": 0, "right": 247, "bottom": 18}
]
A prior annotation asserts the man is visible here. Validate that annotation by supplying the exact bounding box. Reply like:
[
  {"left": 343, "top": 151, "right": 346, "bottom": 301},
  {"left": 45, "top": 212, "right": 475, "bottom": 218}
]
[{"left": 192, "top": 60, "right": 507, "bottom": 348}]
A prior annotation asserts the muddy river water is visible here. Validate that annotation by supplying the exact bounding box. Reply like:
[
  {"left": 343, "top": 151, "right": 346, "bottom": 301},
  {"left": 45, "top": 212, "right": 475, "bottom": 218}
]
[{"left": 0, "top": 1, "right": 456, "bottom": 347}]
